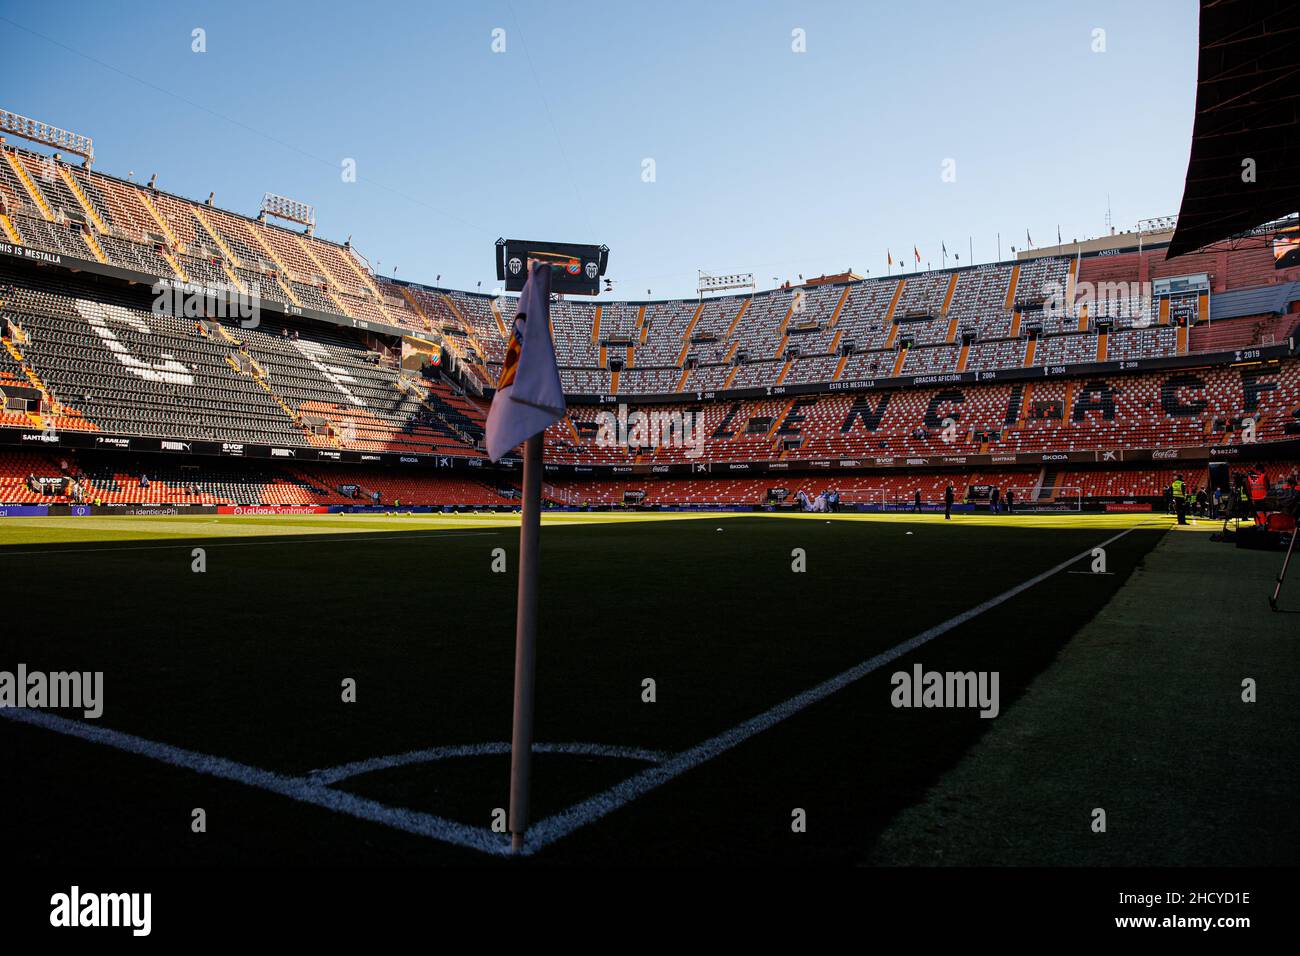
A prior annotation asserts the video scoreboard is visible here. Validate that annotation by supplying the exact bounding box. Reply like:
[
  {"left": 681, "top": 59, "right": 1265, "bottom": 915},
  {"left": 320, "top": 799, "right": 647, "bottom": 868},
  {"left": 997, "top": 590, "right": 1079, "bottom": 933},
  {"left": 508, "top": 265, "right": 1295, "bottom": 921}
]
[{"left": 495, "top": 238, "right": 609, "bottom": 296}]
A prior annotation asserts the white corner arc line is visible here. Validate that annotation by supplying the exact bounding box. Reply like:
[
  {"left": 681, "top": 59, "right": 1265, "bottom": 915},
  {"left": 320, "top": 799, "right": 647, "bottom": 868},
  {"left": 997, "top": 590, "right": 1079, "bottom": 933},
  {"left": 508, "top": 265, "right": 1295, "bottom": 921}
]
[
  {"left": 0, "top": 708, "right": 512, "bottom": 857},
  {"left": 521, "top": 522, "right": 1157, "bottom": 854},
  {"left": 310, "top": 742, "right": 669, "bottom": 786}
]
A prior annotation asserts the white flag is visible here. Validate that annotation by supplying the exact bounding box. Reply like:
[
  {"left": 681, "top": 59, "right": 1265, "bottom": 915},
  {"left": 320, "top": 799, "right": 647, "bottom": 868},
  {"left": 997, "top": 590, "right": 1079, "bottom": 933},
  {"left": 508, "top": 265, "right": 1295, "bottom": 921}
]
[{"left": 486, "top": 264, "right": 565, "bottom": 461}]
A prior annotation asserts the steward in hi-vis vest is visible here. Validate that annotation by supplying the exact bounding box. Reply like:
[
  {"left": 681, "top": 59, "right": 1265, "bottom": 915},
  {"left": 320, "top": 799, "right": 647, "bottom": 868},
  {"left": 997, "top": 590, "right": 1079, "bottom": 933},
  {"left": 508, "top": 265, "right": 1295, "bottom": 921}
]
[{"left": 1248, "top": 469, "right": 1269, "bottom": 524}]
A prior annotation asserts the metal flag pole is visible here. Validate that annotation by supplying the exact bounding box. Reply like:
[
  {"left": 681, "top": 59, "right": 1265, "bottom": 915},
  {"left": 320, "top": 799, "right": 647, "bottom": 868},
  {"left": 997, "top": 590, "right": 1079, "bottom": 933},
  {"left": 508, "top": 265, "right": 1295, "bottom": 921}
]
[{"left": 508, "top": 431, "right": 545, "bottom": 851}]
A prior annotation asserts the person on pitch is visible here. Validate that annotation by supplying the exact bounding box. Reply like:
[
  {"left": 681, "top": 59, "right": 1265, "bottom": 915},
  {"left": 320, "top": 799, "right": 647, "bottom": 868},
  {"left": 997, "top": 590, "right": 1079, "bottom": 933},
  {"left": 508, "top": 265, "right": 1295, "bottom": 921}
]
[
  {"left": 1171, "top": 474, "right": 1188, "bottom": 525},
  {"left": 1248, "top": 467, "right": 1269, "bottom": 525}
]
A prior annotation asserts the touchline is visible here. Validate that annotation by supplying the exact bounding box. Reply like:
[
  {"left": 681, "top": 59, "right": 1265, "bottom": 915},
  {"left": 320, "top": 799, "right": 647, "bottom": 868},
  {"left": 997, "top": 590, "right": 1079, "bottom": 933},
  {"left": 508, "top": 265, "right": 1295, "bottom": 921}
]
[{"left": 0, "top": 665, "right": 103, "bottom": 718}]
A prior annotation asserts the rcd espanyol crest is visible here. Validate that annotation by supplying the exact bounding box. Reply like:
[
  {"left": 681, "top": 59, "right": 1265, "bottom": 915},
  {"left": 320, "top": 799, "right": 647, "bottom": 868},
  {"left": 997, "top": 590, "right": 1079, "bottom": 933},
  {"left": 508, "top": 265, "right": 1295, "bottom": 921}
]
[
  {"left": 584, "top": 261, "right": 598, "bottom": 279},
  {"left": 508, "top": 256, "right": 522, "bottom": 275}
]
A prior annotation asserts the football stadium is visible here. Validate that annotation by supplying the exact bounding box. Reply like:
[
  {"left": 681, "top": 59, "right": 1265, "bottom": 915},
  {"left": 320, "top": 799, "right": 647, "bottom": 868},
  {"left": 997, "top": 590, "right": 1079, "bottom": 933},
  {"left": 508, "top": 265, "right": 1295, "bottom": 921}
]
[{"left": 1, "top": 0, "right": 1297, "bottom": 938}]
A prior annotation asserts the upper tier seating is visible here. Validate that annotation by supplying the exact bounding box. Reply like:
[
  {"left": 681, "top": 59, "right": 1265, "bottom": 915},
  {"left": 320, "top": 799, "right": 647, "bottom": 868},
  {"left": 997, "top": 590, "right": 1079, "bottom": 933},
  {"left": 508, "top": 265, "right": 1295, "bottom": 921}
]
[
  {"left": 542, "top": 358, "right": 1300, "bottom": 464},
  {"left": 3, "top": 143, "right": 1299, "bottom": 401},
  {"left": 0, "top": 263, "right": 485, "bottom": 457}
]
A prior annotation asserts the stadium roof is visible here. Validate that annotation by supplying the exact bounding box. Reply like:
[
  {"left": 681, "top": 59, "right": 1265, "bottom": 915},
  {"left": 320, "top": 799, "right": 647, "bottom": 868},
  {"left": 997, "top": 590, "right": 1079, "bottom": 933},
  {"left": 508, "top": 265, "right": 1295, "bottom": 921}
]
[
  {"left": 1167, "top": 0, "right": 1300, "bottom": 259},
  {"left": 1208, "top": 278, "right": 1300, "bottom": 319}
]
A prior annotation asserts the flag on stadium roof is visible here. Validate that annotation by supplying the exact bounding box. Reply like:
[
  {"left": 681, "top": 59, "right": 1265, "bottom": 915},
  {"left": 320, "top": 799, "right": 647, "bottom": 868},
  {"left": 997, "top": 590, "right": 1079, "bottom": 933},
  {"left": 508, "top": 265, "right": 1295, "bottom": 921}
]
[
  {"left": 887, "top": 249, "right": 893, "bottom": 266},
  {"left": 485, "top": 263, "right": 565, "bottom": 461},
  {"left": 913, "top": 245, "right": 920, "bottom": 262}
]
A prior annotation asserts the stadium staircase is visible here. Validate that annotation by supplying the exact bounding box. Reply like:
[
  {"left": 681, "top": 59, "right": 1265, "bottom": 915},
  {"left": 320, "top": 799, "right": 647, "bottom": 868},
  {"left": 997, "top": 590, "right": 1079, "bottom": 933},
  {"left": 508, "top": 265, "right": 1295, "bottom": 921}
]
[
  {"left": 133, "top": 189, "right": 181, "bottom": 247},
  {"left": 1004, "top": 265, "right": 1020, "bottom": 309},
  {"left": 832, "top": 352, "right": 849, "bottom": 381},
  {"left": 891, "top": 348, "right": 908, "bottom": 377},
  {"left": 78, "top": 225, "right": 109, "bottom": 264},
  {"left": 397, "top": 377, "right": 474, "bottom": 447},
  {"left": 253, "top": 374, "right": 304, "bottom": 429},
  {"left": 2, "top": 149, "right": 55, "bottom": 222},
  {"left": 488, "top": 297, "right": 509, "bottom": 339},
  {"left": 340, "top": 246, "right": 393, "bottom": 313},
  {"left": 213, "top": 323, "right": 240, "bottom": 345},
  {"left": 243, "top": 225, "right": 304, "bottom": 307},
  {"left": 0, "top": 213, "right": 22, "bottom": 244},
  {"left": 443, "top": 292, "right": 496, "bottom": 366},
  {"left": 725, "top": 300, "right": 749, "bottom": 337},
  {"left": 884, "top": 278, "right": 905, "bottom": 328},
  {"left": 395, "top": 286, "right": 436, "bottom": 336},
  {"left": 829, "top": 285, "right": 851, "bottom": 326},
  {"left": 129, "top": 190, "right": 191, "bottom": 282},
  {"left": 288, "top": 233, "right": 349, "bottom": 315},
  {"left": 158, "top": 245, "right": 190, "bottom": 282},
  {"left": 56, "top": 167, "right": 109, "bottom": 234},
  {"left": 3, "top": 333, "right": 57, "bottom": 414},
  {"left": 189, "top": 205, "right": 248, "bottom": 292},
  {"left": 1036, "top": 466, "right": 1061, "bottom": 502},
  {"left": 676, "top": 302, "right": 704, "bottom": 366}
]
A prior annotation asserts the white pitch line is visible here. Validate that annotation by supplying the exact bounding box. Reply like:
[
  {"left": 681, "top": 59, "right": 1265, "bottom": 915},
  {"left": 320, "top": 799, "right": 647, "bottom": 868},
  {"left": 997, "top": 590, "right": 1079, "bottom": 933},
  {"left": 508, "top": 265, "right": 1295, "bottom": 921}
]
[
  {"left": 0, "top": 529, "right": 500, "bottom": 558},
  {"left": 0, "top": 707, "right": 512, "bottom": 857},
  {"left": 310, "top": 742, "right": 668, "bottom": 786},
  {"left": 522, "top": 522, "right": 1156, "bottom": 854}
]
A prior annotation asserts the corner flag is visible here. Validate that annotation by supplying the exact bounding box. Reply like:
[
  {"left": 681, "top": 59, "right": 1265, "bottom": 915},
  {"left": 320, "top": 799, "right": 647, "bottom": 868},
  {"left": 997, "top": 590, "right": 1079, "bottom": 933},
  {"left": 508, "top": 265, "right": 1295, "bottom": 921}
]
[
  {"left": 489, "top": 261, "right": 565, "bottom": 853},
  {"left": 486, "top": 263, "right": 565, "bottom": 461}
]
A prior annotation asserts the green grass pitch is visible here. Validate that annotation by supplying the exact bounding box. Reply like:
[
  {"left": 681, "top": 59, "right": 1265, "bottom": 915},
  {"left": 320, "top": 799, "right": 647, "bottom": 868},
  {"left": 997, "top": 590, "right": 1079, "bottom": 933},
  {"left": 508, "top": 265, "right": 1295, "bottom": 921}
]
[{"left": 1, "top": 511, "right": 1294, "bottom": 865}]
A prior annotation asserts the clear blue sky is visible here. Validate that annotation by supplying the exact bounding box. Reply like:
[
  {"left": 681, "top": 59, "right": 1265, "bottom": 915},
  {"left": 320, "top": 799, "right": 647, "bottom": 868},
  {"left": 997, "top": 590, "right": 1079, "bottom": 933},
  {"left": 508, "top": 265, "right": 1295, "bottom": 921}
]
[{"left": 3, "top": 0, "right": 1198, "bottom": 298}]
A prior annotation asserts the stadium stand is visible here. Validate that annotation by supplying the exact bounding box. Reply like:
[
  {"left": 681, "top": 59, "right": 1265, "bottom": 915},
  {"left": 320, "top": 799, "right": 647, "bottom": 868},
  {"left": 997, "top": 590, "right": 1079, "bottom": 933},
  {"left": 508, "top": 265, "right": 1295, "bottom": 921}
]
[
  {"left": 0, "top": 262, "right": 487, "bottom": 455},
  {"left": 538, "top": 359, "right": 1300, "bottom": 465},
  {"left": 2, "top": 137, "right": 1299, "bottom": 510}
]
